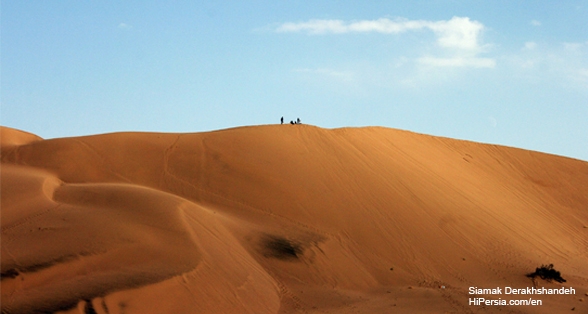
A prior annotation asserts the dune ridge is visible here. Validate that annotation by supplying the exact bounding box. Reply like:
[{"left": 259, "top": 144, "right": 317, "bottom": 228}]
[{"left": 1, "top": 125, "right": 587, "bottom": 313}]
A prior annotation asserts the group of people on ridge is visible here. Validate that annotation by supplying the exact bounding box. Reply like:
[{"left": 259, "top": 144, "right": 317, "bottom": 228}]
[{"left": 281, "top": 117, "right": 301, "bottom": 125}]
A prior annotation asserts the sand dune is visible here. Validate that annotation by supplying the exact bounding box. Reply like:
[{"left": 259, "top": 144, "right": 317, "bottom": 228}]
[{"left": 1, "top": 125, "right": 587, "bottom": 313}]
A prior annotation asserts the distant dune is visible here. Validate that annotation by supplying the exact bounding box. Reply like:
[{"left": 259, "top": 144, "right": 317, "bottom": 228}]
[{"left": 1, "top": 125, "right": 587, "bottom": 314}]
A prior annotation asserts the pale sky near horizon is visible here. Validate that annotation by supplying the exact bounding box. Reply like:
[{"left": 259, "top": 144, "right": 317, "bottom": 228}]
[{"left": 2, "top": 1, "right": 587, "bottom": 161}]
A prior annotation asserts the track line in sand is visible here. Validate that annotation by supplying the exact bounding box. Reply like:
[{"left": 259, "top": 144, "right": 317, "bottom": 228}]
[
  {"left": 75, "top": 139, "right": 133, "bottom": 183},
  {"left": 177, "top": 273, "right": 199, "bottom": 307},
  {"left": 161, "top": 134, "right": 182, "bottom": 189},
  {"left": 0, "top": 203, "right": 62, "bottom": 234},
  {"left": 158, "top": 135, "right": 334, "bottom": 242}
]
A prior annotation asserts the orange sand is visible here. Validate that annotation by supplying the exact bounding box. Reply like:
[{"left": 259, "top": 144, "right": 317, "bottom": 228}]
[{"left": 1, "top": 125, "right": 587, "bottom": 313}]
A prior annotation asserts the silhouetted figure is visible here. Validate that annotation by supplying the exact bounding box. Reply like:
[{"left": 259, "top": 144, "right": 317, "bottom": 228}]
[
  {"left": 281, "top": 117, "right": 284, "bottom": 124},
  {"left": 290, "top": 121, "right": 294, "bottom": 124},
  {"left": 297, "top": 118, "right": 301, "bottom": 124}
]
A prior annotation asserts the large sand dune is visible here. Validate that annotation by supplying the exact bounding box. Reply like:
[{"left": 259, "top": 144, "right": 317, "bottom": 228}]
[{"left": 1, "top": 125, "right": 587, "bottom": 313}]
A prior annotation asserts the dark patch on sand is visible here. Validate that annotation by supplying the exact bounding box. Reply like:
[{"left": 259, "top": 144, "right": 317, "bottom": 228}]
[
  {"left": 1, "top": 268, "right": 19, "bottom": 280},
  {"left": 262, "top": 235, "right": 303, "bottom": 260},
  {"left": 84, "top": 300, "right": 98, "bottom": 314}
]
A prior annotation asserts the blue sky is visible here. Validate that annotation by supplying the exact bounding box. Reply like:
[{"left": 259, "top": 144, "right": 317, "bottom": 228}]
[{"left": 2, "top": 1, "right": 587, "bottom": 161}]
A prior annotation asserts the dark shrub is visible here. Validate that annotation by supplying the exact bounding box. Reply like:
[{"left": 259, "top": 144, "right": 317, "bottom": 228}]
[{"left": 526, "top": 264, "right": 566, "bottom": 283}]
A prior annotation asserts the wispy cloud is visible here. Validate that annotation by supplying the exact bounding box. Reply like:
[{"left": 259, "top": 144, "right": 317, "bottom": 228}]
[
  {"left": 524, "top": 42, "right": 537, "bottom": 50},
  {"left": 563, "top": 41, "right": 587, "bottom": 53},
  {"left": 562, "top": 41, "right": 588, "bottom": 87},
  {"left": 509, "top": 40, "right": 588, "bottom": 89},
  {"left": 488, "top": 116, "right": 498, "bottom": 128},
  {"left": 276, "top": 17, "right": 493, "bottom": 68},
  {"left": 418, "top": 56, "right": 495, "bottom": 68},
  {"left": 530, "top": 20, "right": 541, "bottom": 26},
  {"left": 277, "top": 18, "right": 426, "bottom": 35},
  {"left": 277, "top": 17, "right": 485, "bottom": 51},
  {"left": 118, "top": 22, "right": 132, "bottom": 29},
  {"left": 573, "top": 68, "right": 588, "bottom": 86},
  {"left": 293, "top": 68, "right": 354, "bottom": 82}
]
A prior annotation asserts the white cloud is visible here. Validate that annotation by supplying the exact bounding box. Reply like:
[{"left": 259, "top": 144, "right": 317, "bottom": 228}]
[
  {"left": 118, "top": 22, "right": 132, "bottom": 29},
  {"left": 277, "top": 17, "right": 485, "bottom": 51},
  {"left": 427, "top": 17, "right": 485, "bottom": 52},
  {"left": 531, "top": 20, "right": 541, "bottom": 26},
  {"left": 276, "top": 18, "right": 424, "bottom": 34},
  {"left": 347, "top": 18, "right": 425, "bottom": 33},
  {"left": 277, "top": 20, "right": 347, "bottom": 34},
  {"left": 277, "top": 16, "right": 493, "bottom": 68}
]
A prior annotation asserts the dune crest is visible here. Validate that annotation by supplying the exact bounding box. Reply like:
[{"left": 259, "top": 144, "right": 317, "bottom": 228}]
[
  {"left": 0, "top": 126, "right": 43, "bottom": 149},
  {"left": 2, "top": 125, "right": 587, "bottom": 313}
]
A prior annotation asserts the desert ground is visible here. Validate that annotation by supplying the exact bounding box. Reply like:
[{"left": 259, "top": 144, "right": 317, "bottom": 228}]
[{"left": 1, "top": 125, "right": 587, "bottom": 313}]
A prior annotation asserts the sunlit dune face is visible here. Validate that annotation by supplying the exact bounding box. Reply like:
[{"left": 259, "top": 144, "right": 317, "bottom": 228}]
[{"left": 2, "top": 125, "right": 587, "bottom": 313}]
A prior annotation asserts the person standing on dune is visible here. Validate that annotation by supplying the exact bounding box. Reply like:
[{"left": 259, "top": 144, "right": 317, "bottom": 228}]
[{"left": 281, "top": 117, "right": 284, "bottom": 124}]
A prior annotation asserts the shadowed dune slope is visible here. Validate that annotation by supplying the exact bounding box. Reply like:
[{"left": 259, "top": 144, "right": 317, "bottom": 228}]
[{"left": 1, "top": 125, "right": 587, "bottom": 313}]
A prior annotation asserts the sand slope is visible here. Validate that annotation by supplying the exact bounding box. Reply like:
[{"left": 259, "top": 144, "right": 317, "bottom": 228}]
[{"left": 1, "top": 125, "right": 587, "bottom": 313}]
